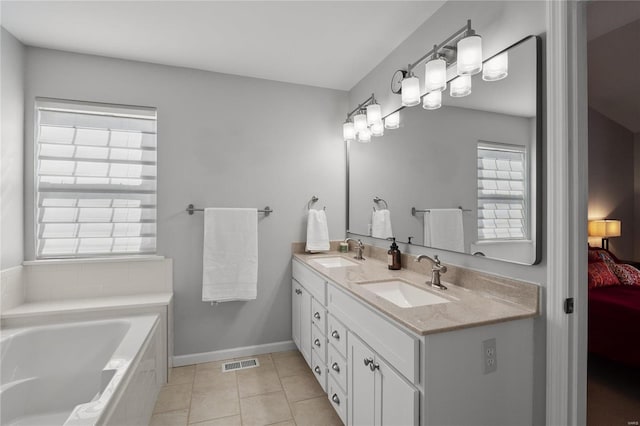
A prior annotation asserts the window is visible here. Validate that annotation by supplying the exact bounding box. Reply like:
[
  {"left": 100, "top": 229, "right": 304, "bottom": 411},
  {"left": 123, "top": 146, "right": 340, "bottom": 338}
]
[
  {"left": 477, "top": 141, "right": 527, "bottom": 241},
  {"left": 35, "top": 99, "right": 157, "bottom": 258}
]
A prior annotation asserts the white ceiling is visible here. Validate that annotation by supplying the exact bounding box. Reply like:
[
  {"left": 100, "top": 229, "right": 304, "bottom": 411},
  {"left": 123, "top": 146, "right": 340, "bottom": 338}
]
[{"left": 0, "top": 0, "right": 446, "bottom": 91}]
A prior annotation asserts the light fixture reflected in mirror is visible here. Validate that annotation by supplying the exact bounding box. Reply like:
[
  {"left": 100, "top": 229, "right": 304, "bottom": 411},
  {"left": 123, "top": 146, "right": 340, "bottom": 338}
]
[
  {"left": 384, "top": 111, "right": 400, "bottom": 129},
  {"left": 425, "top": 50, "right": 447, "bottom": 92},
  {"left": 401, "top": 72, "right": 421, "bottom": 107},
  {"left": 358, "top": 127, "right": 372, "bottom": 143},
  {"left": 457, "top": 27, "right": 483, "bottom": 75},
  {"left": 366, "top": 103, "right": 382, "bottom": 126},
  {"left": 483, "top": 52, "right": 508, "bottom": 81},
  {"left": 370, "top": 121, "right": 384, "bottom": 137},
  {"left": 450, "top": 75, "right": 472, "bottom": 97},
  {"left": 343, "top": 120, "right": 355, "bottom": 141},
  {"left": 354, "top": 110, "right": 367, "bottom": 133},
  {"left": 422, "top": 91, "right": 442, "bottom": 110}
]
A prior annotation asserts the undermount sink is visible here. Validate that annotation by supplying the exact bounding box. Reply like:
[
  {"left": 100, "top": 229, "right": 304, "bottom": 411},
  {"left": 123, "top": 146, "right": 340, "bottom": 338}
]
[
  {"left": 311, "top": 256, "right": 359, "bottom": 268},
  {"left": 358, "top": 279, "right": 450, "bottom": 308}
]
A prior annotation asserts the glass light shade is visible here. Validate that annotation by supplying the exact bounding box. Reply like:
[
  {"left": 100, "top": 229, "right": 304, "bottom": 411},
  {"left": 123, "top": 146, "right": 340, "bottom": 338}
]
[
  {"left": 384, "top": 112, "right": 400, "bottom": 129},
  {"left": 366, "top": 104, "right": 382, "bottom": 126},
  {"left": 450, "top": 75, "right": 472, "bottom": 97},
  {"left": 483, "top": 52, "right": 508, "bottom": 81},
  {"left": 370, "top": 121, "right": 384, "bottom": 137},
  {"left": 357, "top": 127, "right": 372, "bottom": 143},
  {"left": 424, "top": 58, "right": 447, "bottom": 92},
  {"left": 422, "top": 91, "right": 442, "bottom": 110},
  {"left": 588, "top": 220, "right": 621, "bottom": 238},
  {"left": 401, "top": 75, "right": 421, "bottom": 107},
  {"left": 353, "top": 112, "right": 368, "bottom": 132},
  {"left": 457, "top": 34, "right": 483, "bottom": 75},
  {"left": 343, "top": 121, "right": 355, "bottom": 141}
]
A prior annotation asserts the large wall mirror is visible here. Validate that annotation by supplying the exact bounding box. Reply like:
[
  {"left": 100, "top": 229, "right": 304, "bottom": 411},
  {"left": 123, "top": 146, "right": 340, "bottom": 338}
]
[{"left": 347, "top": 35, "right": 541, "bottom": 265}]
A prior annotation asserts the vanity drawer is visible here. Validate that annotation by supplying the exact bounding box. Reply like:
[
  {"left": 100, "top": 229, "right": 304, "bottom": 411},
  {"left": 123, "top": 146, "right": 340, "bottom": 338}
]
[
  {"left": 311, "top": 324, "right": 326, "bottom": 364},
  {"left": 311, "top": 350, "right": 327, "bottom": 392},
  {"left": 293, "top": 260, "right": 326, "bottom": 304},
  {"left": 327, "top": 343, "right": 347, "bottom": 392},
  {"left": 327, "top": 314, "right": 347, "bottom": 358},
  {"left": 311, "top": 298, "right": 327, "bottom": 333},
  {"left": 327, "top": 375, "right": 347, "bottom": 425},
  {"left": 328, "top": 283, "right": 419, "bottom": 383}
]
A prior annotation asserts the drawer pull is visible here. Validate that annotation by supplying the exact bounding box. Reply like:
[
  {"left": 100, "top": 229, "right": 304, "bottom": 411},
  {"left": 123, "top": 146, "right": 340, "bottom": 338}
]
[
  {"left": 363, "top": 357, "right": 373, "bottom": 367},
  {"left": 369, "top": 362, "right": 380, "bottom": 372},
  {"left": 314, "top": 338, "right": 321, "bottom": 347},
  {"left": 331, "top": 362, "right": 340, "bottom": 373},
  {"left": 314, "top": 312, "right": 321, "bottom": 320},
  {"left": 314, "top": 366, "right": 322, "bottom": 375},
  {"left": 332, "top": 393, "right": 340, "bottom": 405},
  {"left": 331, "top": 330, "right": 340, "bottom": 340}
]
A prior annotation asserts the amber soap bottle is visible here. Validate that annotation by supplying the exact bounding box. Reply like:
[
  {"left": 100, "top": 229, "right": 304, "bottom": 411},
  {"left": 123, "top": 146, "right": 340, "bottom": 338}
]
[{"left": 387, "top": 238, "right": 401, "bottom": 270}]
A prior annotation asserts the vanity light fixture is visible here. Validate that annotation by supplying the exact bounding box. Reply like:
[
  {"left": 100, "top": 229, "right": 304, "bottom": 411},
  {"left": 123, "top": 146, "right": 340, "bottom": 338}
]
[
  {"left": 343, "top": 93, "right": 388, "bottom": 142},
  {"left": 401, "top": 70, "right": 421, "bottom": 107},
  {"left": 384, "top": 111, "right": 400, "bottom": 129},
  {"left": 483, "top": 51, "right": 508, "bottom": 81},
  {"left": 450, "top": 75, "right": 472, "bottom": 97},
  {"left": 457, "top": 24, "right": 483, "bottom": 75},
  {"left": 422, "top": 91, "right": 442, "bottom": 110},
  {"left": 424, "top": 47, "right": 447, "bottom": 92}
]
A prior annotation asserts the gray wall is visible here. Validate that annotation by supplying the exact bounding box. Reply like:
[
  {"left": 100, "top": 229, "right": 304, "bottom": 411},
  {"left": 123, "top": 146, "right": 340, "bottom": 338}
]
[
  {"left": 588, "top": 107, "right": 637, "bottom": 260},
  {"left": 1, "top": 28, "right": 25, "bottom": 270},
  {"left": 23, "top": 47, "right": 348, "bottom": 355},
  {"left": 346, "top": 2, "right": 547, "bottom": 423}
]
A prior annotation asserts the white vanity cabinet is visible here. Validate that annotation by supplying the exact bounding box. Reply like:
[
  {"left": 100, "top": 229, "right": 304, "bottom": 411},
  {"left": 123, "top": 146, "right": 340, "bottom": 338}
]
[
  {"left": 291, "top": 280, "right": 311, "bottom": 365},
  {"left": 349, "top": 332, "right": 418, "bottom": 426}
]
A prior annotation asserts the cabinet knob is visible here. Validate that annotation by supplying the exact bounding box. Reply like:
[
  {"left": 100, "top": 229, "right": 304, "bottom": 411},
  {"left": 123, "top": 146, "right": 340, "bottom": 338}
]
[
  {"left": 314, "top": 338, "right": 321, "bottom": 347},
  {"left": 331, "top": 362, "right": 340, "bottom": 373},
  {"left": 363, "top": 357, "right": 373, "bottom": 367},
  {"left": 332, "top": 393, "right": 340, "bottom": 405},
  {"left": 369, "top": 362, "right": 380, "bottom": 372},
  {"left": 314, "top": 366, "right": 322, "bottom": 375},
  {"left": 331, "top": 330, "right": 340, "bottom": 340},
  {"left": 314, "top": 312, "right": 321, "bottom": 320}
]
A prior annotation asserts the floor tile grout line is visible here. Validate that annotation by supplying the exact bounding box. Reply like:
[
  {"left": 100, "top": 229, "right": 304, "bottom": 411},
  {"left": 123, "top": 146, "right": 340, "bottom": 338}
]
[{"left": 270, "top": 351, "right": 297, "bottom": 424}]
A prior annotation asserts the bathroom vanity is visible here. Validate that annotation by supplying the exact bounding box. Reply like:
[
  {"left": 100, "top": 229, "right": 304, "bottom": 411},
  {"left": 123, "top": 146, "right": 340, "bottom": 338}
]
[{"left": 292, "top": 247, "right": 538, "bottom": 426}]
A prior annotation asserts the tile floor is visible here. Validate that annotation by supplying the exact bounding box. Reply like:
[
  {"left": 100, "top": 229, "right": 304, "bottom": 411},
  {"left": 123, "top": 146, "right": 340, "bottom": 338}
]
[{"left": 151, "top": 350, "right": 344, "bottom": 426}]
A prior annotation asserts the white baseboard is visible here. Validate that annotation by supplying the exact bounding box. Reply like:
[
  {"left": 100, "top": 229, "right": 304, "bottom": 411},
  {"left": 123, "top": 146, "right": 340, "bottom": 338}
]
[{"left": 172, "top": 340, "right": 297, "bottom": 367}]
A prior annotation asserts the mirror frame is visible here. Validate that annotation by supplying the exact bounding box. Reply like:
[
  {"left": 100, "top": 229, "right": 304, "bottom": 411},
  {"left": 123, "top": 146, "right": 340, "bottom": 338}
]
[{"left": 345, "top": 35, "right": 542, "bottom": 265}]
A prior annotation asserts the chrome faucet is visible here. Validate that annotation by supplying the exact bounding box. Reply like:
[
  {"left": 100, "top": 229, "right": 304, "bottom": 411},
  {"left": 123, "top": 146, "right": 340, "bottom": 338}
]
[
  {"left": 415, "top": 255, "right": 448, "bottom": 290},
  {"left": 344, "top": 238, "right": 365, "bottom": 260}
]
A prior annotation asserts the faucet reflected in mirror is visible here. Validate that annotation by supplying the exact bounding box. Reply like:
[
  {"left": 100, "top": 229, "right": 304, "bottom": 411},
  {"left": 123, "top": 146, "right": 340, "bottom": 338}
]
[
  {"left": 344, "top": 238, "right": 365, "bottom": 260},
  {"left": 347, "top": 35, "right": 541, "bottom": 266}
]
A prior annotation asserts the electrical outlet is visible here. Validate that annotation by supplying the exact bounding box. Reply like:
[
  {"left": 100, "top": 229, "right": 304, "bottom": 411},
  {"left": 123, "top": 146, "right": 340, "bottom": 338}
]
[{"left": 483, "top": 338, "right": 497, "bottom": 374}]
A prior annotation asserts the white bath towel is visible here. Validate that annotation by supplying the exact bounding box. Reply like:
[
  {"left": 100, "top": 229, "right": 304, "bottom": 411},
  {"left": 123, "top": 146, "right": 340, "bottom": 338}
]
[
  {"left": 202, "top": 208, "right": 258, "bottom": 302},
  {"left": 306, "top": 209, "right": 330, "bottom": 252},
  {"left": 424, "top": 209, "right": 464, "bottom": 252},
  {"left": 371, "top": 209, "right": 393, "bottom": 239}
]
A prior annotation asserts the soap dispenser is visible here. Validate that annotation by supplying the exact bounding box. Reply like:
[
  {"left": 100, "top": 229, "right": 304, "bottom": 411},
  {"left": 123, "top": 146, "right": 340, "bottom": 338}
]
[{"left": 387, "top": 238, "right": 401, "bottom": 270}]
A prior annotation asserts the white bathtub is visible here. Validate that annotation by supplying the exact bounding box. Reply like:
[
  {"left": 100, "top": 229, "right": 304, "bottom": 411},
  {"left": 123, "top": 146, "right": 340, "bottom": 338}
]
[{"left": 1, "top": 315, "right": 162, "bottom": 426}]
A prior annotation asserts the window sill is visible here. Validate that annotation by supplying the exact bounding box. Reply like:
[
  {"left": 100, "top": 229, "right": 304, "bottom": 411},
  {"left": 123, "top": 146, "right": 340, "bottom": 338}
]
[{"left": 23, "top": 255, "right": 165, "bottom": 267}]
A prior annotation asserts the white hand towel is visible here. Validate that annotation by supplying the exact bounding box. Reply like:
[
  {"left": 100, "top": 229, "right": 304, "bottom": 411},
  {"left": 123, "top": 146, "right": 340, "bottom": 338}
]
[
  {"left": 202, "top": 208, "right": 258, "bottom": 302},
  {"left": 306, "top": 209, "right": 330, "bottom": 252},
  {"left": 424, "top": 209, "right": 464, "bottom": 252},
  {"left": 371, "top": 209, "right": 393, "bottom": 239}
]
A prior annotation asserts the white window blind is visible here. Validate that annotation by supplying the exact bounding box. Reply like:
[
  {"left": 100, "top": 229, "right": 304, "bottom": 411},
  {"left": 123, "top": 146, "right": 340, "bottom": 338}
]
[
  {"left": 35, "top": 99, "right": 157, "bottom": 258},
  {"left": 477, "top": 142, "right": 527, "bottom": 240}
]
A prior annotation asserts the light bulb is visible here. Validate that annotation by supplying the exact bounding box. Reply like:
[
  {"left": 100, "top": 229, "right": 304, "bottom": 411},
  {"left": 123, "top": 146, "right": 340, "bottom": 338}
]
[
  {"left": 343, "top": 121, "right": 355, "bottom": 141},
  {"left": 370, "top": 121, "right": 384, "bottom": 137},
  {"left": 483, "top": 52, "right": 508, "bottom": 81},
  {"left": 401, "top": 74, "right": 420, "bottom": 107},
  {"left": 422, "top": 91, "right": 442, "bottom": 110},
  {"left": 457, "top": 33, "right": 483, "bottom": 75},
  {"left": 354, "top": 111, "right": 367, "bottom": 132},
  {"left": 366, "top": 103, "right": 382, "bottom": 126},
  {"left": 358, "top": 127, "right": 371, "bottom": 143},
  {"left": 424, "top": 57, "right": 447, "bottom": 92},
  {"left": 450, "top": 75, "right": 472, "bottom": 97},
  {"left": 384, "top": 112, "right": 400, "bottom": 129}
]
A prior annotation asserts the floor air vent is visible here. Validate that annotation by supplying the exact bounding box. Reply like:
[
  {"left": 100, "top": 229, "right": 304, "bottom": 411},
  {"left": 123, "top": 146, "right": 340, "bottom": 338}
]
[{"left": 222, "top": 358, "right": 260, "bottom": 372}]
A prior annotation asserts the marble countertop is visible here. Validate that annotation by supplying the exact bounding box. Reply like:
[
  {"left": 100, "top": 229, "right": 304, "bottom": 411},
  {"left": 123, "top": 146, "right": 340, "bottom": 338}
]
[{"left": 293, "top": 252, "right": 538, "bottom": 336}]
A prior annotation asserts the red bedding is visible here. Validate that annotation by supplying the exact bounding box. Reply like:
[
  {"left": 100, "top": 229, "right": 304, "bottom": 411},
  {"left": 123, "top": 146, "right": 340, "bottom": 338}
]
[{"left": 588, "top": 285, "right": 640, "bottom": 366}]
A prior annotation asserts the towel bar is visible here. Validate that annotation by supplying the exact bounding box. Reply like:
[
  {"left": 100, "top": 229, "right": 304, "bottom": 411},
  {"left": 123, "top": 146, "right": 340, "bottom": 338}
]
[
  {"left": 186, "top": 204, "right": 273, "bottom": 216},
  {"left": 412, "top": 206, "right": 472, "bottom": 215}
]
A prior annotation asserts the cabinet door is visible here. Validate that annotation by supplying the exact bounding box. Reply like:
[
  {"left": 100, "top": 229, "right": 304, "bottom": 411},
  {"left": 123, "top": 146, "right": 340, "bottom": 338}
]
[
  {"left": 378, "top": 356, "right": 418, "bottom": 426},
  {"left": 348, "top": 334, "right": 375, "bottom": 426},
  {"left": 299, "top": 286, "right": 312, "bottom": 366},
  {"left": 292, "top": 281, "right": 301, "bottom": 350}
]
